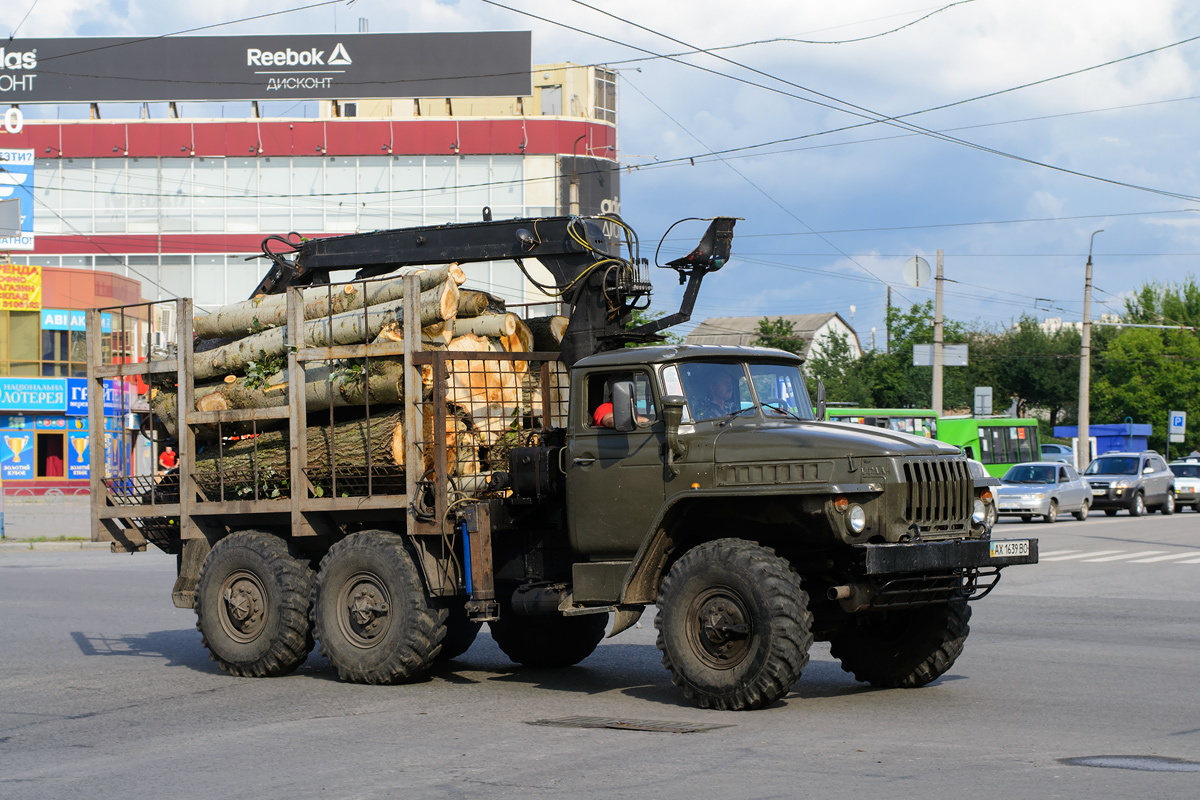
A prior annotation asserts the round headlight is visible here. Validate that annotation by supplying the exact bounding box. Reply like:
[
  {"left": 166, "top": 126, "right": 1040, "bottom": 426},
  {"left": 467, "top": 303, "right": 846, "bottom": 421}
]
[
  {"left": 848, "top": 504, "right": 867, "bottom": 533},
  {"left": 972, "top": 499, "right": 986, "bottom": 524}
]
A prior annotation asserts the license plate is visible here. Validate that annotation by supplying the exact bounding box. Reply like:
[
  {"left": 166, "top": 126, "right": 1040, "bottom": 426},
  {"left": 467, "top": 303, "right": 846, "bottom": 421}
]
[
  {"left": 1091, "top": 488, "right": 1106, "bottom": 496},
  {"left": 990, "top": 540, "right": 1030, "bottom": 558}
]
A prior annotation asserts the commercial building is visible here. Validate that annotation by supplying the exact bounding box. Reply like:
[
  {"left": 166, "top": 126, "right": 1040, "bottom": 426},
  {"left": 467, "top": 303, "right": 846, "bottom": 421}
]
[{"left": 0, "top": 32, "right": 621, "bottom": 494}]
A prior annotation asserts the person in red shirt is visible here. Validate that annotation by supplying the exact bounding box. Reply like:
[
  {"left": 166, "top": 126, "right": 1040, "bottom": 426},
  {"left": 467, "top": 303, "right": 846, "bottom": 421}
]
[
  {"left": 592, "top": 402, "right": 615, "bottom": 428},
  {"left": 158, "top": 445, "right": 177, "bottom": 473}
]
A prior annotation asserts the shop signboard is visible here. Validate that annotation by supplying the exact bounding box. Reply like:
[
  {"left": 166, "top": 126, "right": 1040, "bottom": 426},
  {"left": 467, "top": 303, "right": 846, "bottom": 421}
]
[
  {"left": 0, "top": 262, "right": 40, "bottom": 309},
  {"left": 40, "top": 308, "right": 112, "bottom": 332},
  {"left": 2, "top": 33, "right": 531, "bottom": 104},
  {"left": 65, "top": 377, "right": 137, "bottom": 416},
  {"left": 0, "top": 149, "right": 34, "bottom": 251},
  {"left": 0, "top": 377, "right": 65, "bottom": 412}
]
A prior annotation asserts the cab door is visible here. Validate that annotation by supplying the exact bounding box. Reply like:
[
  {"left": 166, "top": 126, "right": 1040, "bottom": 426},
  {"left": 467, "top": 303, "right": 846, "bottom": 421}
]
[{"left": 566, "top": 369, "right": 665, "bottom": 557}]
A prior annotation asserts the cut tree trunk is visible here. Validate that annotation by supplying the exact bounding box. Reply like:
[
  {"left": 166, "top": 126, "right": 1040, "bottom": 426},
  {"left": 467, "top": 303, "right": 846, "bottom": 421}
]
[
  {"left": 526, "top": 315, "right": 568, "bottom": 351},
  {"left": 456, "top": 290, "right": 506, "bottom": 318},
  {"left": 193, "top": 264, "right": 465, "bottom": 339},
  {"left": 193, "top": 282, "right": 457, "bottom": 381},
  {"left": 451, "top": 313, "right": 518, "bottom": 339},
  {"left": 191, "top": 411, "right": 405, "bottom": 498}
]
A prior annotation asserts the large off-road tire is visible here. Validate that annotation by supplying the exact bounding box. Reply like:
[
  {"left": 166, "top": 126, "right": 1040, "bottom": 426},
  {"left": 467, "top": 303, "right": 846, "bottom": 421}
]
[
  {"left": 1161, "top": 491, "right": 1176, "bottom": 515},
  {"left": 489, "top": 611, "right": 609, "bottom": 668},
  {"left": 194, "top": 531, "right": 315, "bottom": 677},
  {"left": 1073, "top": 499, "right": 1090, "bottom": 521},
  {"left": 312, "top": 531, "right": 446, "bottom": 684},
  {"left": 655, "top": 538, "right": 813, "bottom": 711},
  {"left": 436, "top": 602, "right": 483, "bottom": 661},
  {"left": 829, "top": 599, "right": 971, "bottom": 689},
  {"left": 1129, "top": 492, "right": 1146, "bottom": 517},
  {"left": 1043, "top": 500, "right": 1058, "bottom": 524}
]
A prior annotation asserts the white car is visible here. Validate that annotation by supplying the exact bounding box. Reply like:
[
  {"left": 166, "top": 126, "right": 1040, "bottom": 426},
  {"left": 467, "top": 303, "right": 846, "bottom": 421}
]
[
  {"left": 1169, "top": 458, "right": 1200, "bottom": 511},
  {"left": 1040, "top": 443, "right": 1075, "bottom": 464},
  {"left": 995, "top": 461, "right": 1092, "bottom": 523}
]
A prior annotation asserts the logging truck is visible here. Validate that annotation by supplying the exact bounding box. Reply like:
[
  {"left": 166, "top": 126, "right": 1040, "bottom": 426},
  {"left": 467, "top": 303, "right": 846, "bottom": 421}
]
[{"left": 87, "top": 214, "right": 1037, "bottom": 710}]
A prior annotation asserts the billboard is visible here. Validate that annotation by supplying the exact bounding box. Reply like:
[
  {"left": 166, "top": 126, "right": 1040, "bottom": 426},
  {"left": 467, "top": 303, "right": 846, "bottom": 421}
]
[
  {"left": 0, "top": 33, "right": 531, "bottom": 103},
  {"left": 0, "top": 149, "right": 34, "bottom": 250},
  {"left": 0, "top": 262, "right": 39, "bottom": 309}
]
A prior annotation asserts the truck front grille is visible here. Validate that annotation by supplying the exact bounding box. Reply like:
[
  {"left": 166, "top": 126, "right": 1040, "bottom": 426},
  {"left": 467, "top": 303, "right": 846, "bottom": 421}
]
[{"left": 901, "top": 457, "right": 972, "bottom": 534}]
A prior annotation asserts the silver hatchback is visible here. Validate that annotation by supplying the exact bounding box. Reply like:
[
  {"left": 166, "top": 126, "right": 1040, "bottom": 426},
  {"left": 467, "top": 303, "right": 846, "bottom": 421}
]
[{"left": 995, "top": 461, "right": 1092, "bottom": 523}]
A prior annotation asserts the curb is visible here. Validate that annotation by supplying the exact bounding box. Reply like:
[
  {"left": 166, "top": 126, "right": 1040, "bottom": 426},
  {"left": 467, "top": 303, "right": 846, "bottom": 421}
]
[{"left": 0, "top": 541, "right": 112, "bottom": 552}]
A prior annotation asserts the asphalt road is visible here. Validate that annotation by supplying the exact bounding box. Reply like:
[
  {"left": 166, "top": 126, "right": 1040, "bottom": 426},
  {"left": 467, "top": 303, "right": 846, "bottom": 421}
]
[{"left": 2, "top": 512, "right": 1200, "bottom": 800}]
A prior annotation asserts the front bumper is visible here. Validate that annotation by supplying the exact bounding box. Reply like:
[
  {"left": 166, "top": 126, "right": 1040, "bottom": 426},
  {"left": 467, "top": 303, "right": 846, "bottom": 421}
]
[
  {"left": 863, "top": 537, "right": 1039, "bottom": 575},
  {"left": 1087, "top": 487, "right": 1136, "bottom": 509},
  {"left": 996, "top": 495, "right": 1052, "bottom": 516}
]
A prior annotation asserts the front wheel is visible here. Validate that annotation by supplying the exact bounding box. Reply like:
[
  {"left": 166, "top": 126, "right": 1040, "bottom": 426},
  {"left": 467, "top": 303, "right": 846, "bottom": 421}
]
[
  {"left": 829, "top": 600, "right": 971, "bottom": 689},
  {"left": 312, "top": 531, "right": 446, "bottom": 684},
  {"left": 1043, "top": 500, "right": 1058, "bottom": 524},
  {"left": 1130, "top": 493, "right": 1146, "bottom": 517},
  {"left": 1073, "top": 500, "right": 1090, "bottom": 521},
  {"left": 194, "top": 531, "right": 315, "bottom": 677},
  {"left": 655, "top": 538, "right": 813, "bottom": 711}
]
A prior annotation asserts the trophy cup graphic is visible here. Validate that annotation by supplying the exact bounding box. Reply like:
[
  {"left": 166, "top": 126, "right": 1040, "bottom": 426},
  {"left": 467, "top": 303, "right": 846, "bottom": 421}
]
[
  {"left": 72, "top": 437, "right": 89, "bottom": 463},
  {"left": 5, "top": 435, "right": 30, "bottom": 463}
]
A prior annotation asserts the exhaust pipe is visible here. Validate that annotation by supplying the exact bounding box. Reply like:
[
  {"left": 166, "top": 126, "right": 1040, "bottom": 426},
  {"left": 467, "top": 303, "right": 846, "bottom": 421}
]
[{"left": 828, "top": 583, "right": 875, "bottom": 613}]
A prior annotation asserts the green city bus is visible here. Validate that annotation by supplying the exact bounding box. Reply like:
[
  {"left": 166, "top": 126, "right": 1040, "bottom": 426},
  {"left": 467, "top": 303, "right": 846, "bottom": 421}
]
[{"left": 826, "top": 408, "right": 1041, "bottom": 479}]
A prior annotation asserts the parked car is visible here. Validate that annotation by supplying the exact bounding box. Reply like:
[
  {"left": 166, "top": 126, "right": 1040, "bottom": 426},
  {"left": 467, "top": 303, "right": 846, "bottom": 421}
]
[
  {"left": 1083, "top": 451, "right": 1176, "bottom": 516},
  {"left": 995, "top": 461, "right": 1091, "bottom": 523},
  {"left": 1168, "top": 457, "right": 1200, "bottom": 512},
  {"left": 1040, "top": 442, "right": 1076, "bottom": 464},
  {"left": 967, "top": 458, "right": 999, "bottom": 526}
]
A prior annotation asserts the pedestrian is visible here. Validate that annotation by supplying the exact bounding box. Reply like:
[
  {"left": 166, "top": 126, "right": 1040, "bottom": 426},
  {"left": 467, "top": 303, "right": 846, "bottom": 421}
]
[{"left": 158, "top": 445, "right": 177, "bottom": 474}]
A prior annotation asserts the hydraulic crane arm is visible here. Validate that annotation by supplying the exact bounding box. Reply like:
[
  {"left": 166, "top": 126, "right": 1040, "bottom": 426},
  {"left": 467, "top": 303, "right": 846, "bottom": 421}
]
[{"left": 253, "top": 214, "right": 735, "bottom": 365}]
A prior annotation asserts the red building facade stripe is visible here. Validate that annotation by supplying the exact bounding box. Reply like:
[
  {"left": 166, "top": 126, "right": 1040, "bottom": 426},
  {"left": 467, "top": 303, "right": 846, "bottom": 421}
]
[{"left": 5, "top": 118, "right": 617, "bottom": 159}]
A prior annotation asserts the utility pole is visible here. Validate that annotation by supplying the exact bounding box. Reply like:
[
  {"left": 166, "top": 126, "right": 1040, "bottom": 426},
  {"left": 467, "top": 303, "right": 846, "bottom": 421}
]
[
  {"left": 886, "top": 286, "right": 891, "bottom": 354},
  {"left": 1078, "top": 230, "right": 1103, "bottom": 472},
  {"left": 932, "top": 249, "right": 944, "bottom": 418}
]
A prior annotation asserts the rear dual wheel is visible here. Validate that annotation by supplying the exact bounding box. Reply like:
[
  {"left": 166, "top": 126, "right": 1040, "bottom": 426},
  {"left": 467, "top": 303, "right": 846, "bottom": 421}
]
[
  {"left": 194, "top": 531, "right": 316, "bottom": 677},
  {"left": 311, "top": 531, "right": 447, "bottom": 684}
]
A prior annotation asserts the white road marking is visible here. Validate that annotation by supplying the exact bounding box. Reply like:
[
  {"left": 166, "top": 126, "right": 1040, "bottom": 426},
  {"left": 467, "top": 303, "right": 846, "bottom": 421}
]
[
  {"left": 1130, "top": 553, "right": 1199, "bottom": 563},
  {"left": 1038, "top": 550, "right": 1080, "bottom": 557},
  {"left": 1041, "top": 550, "right": 1123, "bottom": 561},
  {"left": 1178, "top": 557, "right": 1200, "bottom": 564},
  {"left": 1083, "top": 551, "right": 1165, "bottom": 562}
]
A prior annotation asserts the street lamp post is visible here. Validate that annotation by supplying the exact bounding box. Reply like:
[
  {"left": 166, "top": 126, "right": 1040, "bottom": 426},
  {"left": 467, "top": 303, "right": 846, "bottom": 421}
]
[{"left": 1078, "top": 230, "right": 1103, "bottom": 472}]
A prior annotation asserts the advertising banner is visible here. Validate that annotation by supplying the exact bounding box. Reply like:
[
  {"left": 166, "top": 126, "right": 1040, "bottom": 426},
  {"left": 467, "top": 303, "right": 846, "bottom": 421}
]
[
  {"left": 67, "top": 432, "right": 89, "bottom": 479},
  {"left": 2, "top": 33, "right": 531, "bottom": 103},
  {"left": 0, "top": 262, "right": 40, "bottom": 309},
  {"left": 0, "top": 149, "right": 34, "bottom": 250},
  {"left": 40, "top": 308, "right": 112, "bottom": 332},
  {"left": 0, "top": 432, "right": 34, "bottom": 479}
]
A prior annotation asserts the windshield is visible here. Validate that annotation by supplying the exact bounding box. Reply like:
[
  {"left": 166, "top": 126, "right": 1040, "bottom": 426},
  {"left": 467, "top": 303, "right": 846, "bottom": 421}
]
[
  {"left": 1003, "top": 465, "right": 1057, "bottom": 484},
  {"left": 1171, "top": 464, "right": 1200, "bottom": 479},
  {"left": 747, "top": 363, "right": 815, "bottom": 419},
  {"left": 1085, "top": 456, "right": 1139, "bottom": 475},
  {"left": 668, "top": 361, "right": 815, "bottom": 422}
]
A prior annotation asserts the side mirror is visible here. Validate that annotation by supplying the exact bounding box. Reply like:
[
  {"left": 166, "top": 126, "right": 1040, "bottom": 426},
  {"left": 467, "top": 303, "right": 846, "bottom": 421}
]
[
  {"left": 662, "top": 395, "right": 688, "bottom": 477},
  {"left": 816, "top": 379, "right": 827, "bottom": 421},
  {"left": 1143, "top": 465, "right": 1154, "bottom": 474},
  {"left": 611, "top": 380, "right": 636, "bottom": 433}
]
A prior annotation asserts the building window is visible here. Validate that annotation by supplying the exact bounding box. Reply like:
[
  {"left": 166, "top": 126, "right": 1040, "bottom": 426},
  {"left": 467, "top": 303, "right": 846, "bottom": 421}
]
[
  {"left": 541, "top": 85, "right": 562, "bottom": 116},
  {"left": 594, "top": 69, "right": 617, "bottom": 123}
]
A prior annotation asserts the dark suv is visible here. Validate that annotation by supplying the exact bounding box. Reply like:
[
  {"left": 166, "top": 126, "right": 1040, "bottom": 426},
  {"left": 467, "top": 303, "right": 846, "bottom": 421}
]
[{"left": 1083, "top": 451, "right": 1176, "bottom": 516}]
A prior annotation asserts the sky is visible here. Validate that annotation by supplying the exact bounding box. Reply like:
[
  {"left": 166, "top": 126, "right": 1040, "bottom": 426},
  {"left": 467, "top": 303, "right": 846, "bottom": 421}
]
[{"left": 6, "top": 0, "right": 1200, "bottom": 346}]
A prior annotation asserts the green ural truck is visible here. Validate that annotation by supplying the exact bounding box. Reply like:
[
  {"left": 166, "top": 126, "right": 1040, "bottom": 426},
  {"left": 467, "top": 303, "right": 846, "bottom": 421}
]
[{"left": 88, "top": 214, "right": 1036, "bottom": 710}]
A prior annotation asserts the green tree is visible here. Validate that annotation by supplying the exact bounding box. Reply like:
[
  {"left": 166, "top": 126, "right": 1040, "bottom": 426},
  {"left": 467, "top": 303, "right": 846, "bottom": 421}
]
[
  {"left": 624, "top": 308, "right": 682, "bottom": 347},
  {"left": 967, "top": 316, "right": 1080, "bottom": 426},
  {"left": 1091, "top": 327, "right": 1200, "bottom": 454},
  {"left": 1122, "top": 275, "right": 1200, "bottom": 328},
  {"left": 753, "top": 317, "right": 804, "bottom": 355}
]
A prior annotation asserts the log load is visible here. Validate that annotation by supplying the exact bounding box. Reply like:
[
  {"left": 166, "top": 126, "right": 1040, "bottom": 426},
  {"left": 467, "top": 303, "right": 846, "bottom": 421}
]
[
  {"left": 193, "top": 281, "right": 458, "bottom": 381},
  {"left": 193, "top": 264, "right": 465, "bottom": 339}
]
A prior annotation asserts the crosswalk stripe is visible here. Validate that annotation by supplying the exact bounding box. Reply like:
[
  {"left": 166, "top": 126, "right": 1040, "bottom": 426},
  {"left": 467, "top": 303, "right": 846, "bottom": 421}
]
[
  {"left": 1083, "top": 551, "right": 1165, "bottom": 562},
  {"left": 1130, "top": 553, "right": 1199, "bottom": 563},
  {"left": 1179, "top": 557, "right": 1200, "bottom": 564},
  {"left": 1042, "top": 550, "right": 1123, "bottom": 561},
  {"left": 1039, "top": 550, "right": 1080, "bottom": 557}
]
